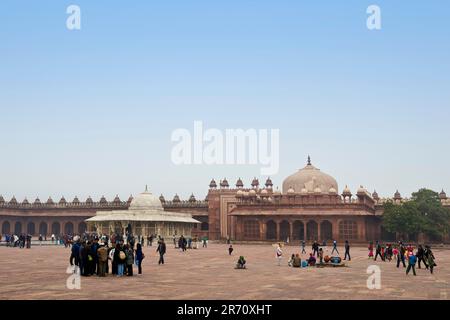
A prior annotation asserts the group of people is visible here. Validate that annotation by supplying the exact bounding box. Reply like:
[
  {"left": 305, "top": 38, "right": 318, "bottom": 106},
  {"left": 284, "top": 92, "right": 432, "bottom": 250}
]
[
  {"left": 369, "top": 241, "right": 437, "bottom": 275},
  {"left": 1, "top": 233, "right": 32, "bottom": 248},
  {"left": 69, "top": 234, "right": 147, "bottom": 277}
]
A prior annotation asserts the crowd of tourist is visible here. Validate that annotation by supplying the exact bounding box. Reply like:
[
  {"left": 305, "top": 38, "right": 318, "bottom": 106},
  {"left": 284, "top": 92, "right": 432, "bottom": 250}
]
[{"left": 368, "top": 240, "right": 436, "bottom": 275}]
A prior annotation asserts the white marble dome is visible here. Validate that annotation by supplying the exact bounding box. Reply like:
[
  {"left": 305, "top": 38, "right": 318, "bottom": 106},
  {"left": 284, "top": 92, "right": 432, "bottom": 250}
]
[
  {"left": 129, "top": 186, "right": 163, "bottom": 210},
  {"left": 282, "top": 157, "right": 338, "bottom": 194}
]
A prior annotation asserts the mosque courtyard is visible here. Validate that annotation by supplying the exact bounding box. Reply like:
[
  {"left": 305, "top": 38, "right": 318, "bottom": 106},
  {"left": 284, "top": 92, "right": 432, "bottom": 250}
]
[{"left": 0, "top": 243, "right": 449, "bottom": 300}]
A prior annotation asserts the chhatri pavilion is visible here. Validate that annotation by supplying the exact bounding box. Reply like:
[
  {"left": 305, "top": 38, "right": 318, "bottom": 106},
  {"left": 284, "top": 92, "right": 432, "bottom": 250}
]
[{"left": 85, "top": 186, "right": 200, "bottom": 238}]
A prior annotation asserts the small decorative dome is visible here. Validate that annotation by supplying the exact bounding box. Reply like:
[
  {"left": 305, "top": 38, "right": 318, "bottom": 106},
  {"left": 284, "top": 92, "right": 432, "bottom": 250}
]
[
  {"left": 99, "top": 196, "right": 107, "bottom": 205},
  {"left": 242, "top": 191, "right": 249, "bottom": 197},
  {"left": 9, "top": 196, "right": 18, "bottom": 205},
  {"left": 113, "top": 195, "right": 121, "bottom": 204},
  {"left": 314, "top": 187, "right": 322, "bottom": 193},
  {"left": 249, "top": 189, "right": 256, "bottom": 196},
  {"left": 357, "top": 185, "right": 366, "bottom": 194},
  {"left": 22, "top": 198, "right": 30, "bottom": 205},
  {"left": 34, "top": 197, "right": 41, "bottom": 205},
  {"left": 159, "top": 194, "right": 165, "bottom": 203},
  {"left": 372, "top": 190, "right": 379, "bottom": 200},
  {"left": 189, "top": 193, "right": 196, "bottom": 202},
  {"left": 439, "top": 189, "right": 447, "bottom": 200},
  {"left": 261, "top": 188, "right": 268, "bottom": 195},
  {"left": 265, "top": 177, "right": 273, "bottom": 188},
  {"left": 329, "top": 187, "right": 337, "bottom": 194},
  {"left": 235, "top": 178, "right": 244, "bottom": 188},
  {"left": 287, "top": 187, "right": 295, "bottom": 194},
  {"left": 72, "top": 196, "right": 80, "bottom": 204},
  {"left": 342, "top": 185, "right": 352, "bottom": 196},
  {"left": 59, "top": 196, "right": 67, "bottom": 205},
  {"left": 46, "top": 197, "right": 54, "bottom": 205},
  {"left": 209, "top": 179, "right": 217, "bottom": 189},
  {"left": 0, "top": 195, "right": 5, "bottom": 204},
  {"left": 394, "top": 190, "right": 402, "bottom": 200},
  {"left": 251, "top": 177, "right": 259, "bottom": 188},
  {"left": 300, "top": 187, "right": 308, "bottom": 194},
  {"left": 127, "top": 195, "right": 133, "bottom": 204},
  {"left": 86, "top": 196, "right": 94, "bottom": 205},
  {"left": 173, "top": 194, "right": 181, "bottom": 203},
  {"left": 220, "top": 178, "right": 229, "bottom": 188},
  {"left": 236, "top": 189, "right": 244, "bottom": 196}
]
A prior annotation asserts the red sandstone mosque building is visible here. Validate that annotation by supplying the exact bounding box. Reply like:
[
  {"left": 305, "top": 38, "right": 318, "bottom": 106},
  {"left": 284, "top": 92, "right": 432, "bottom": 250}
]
[{"left": 2, "top": 157, "right": 450, "bottom": 243}]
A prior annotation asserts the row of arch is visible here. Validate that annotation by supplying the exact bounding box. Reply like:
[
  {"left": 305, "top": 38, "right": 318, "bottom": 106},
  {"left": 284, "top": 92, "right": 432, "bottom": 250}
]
[
  {"left": 243, "top": 219, "right": 358, "bottom": 241},
  {"left": 1, "top": 221, "right": 87, "bottom": 236}
]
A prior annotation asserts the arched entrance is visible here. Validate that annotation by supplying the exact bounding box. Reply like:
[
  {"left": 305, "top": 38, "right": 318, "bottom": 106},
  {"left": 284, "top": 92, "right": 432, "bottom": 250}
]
[
  {"left": 39, "top": 222, "right": 48, "bottom": 236},
  {"left": 293, "top": 221, "right": 304, "bottom": 240},
  {"left": 64, "top": 222, "right": 74, "bottom": 235},
  {"left": 14, "top": 222, "right": 22, "bottom": 235},
  {"left": 306, "top": 220, "right": 318, "bottom": 241},
  {"left": 51, "top": 222, "right": 60, "bottom": 235},
  {"left": 266, "top": 220, "right": 277, "bottom": 240},
  {"left": 320, "top": 220, "right": 332, "bottom": 241},
  {"left": 2, "top": 221, "right": 10, "bottom": 234},
  {"left": 279, "top": 220, "right": 290, "bottom": 241},
  {"left": 27, "top": 222, "right": 35, "bottom": 235},
  {"left": 78, "top": 222, "right": 87, "bottom": 234}
]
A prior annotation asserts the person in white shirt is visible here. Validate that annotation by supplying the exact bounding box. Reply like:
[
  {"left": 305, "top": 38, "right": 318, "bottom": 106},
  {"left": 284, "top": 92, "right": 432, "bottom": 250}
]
[{"left": 276, "top": 244, "right": 283, "bottom": 266}]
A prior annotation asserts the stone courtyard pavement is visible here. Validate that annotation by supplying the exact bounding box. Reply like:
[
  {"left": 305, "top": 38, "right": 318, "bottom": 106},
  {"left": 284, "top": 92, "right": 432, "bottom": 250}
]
[{"left": 0, "top": 243, "right": 449, "bottom": 300}]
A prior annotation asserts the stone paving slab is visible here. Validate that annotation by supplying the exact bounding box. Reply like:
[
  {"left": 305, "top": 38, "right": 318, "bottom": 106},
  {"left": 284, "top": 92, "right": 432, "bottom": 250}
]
[{"left": 0, "top": 244, "right": 449, "bottom": 300}]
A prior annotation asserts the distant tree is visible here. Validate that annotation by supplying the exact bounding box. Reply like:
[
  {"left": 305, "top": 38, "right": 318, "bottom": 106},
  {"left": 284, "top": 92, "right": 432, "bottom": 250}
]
[{"left": 382, "top": 188, "right": 450, "bottom": 241}]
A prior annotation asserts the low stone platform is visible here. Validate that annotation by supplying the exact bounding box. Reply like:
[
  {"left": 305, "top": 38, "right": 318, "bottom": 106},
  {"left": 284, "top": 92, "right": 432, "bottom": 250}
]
[{"left": 0, "top": 244, "right": 448, "bottom": 300}]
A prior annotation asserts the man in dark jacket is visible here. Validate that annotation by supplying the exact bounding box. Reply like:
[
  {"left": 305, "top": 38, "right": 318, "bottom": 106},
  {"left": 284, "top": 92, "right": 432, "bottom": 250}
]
[
  {"left": 374, "top": 241, "right": 384, "bottom": 261},
  {"left": 157, "top": 238, "right": 166, "bottom": 265},
  {"left": 397, "top": 242, "right": 406, "bottom": 268},
  {"left": 70, "top": 237, "right": 81, "bottom": 268},
  {"left": 90, "top": 237, "right": 100, "bottom": 275},
  {"left": 344, "top": 240, "right": 351, "bottom": 260},
  {"left": 416, "top": 245, "right": 427, "bottom": 269}
]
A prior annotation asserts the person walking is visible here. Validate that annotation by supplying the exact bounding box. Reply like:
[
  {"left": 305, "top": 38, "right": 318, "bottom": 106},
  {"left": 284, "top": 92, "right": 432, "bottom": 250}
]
[
  {"left": 331, "top": 240, "right": 339, "bottom": 255},
  {"left": 368, "top": 242, "right": 374, "bottom": 259},
  {"left": 344, "top": 240, "right": 351, "bottom": 261},
  {"left": 416, "top": 245, "right": 427, "bottom": 269},
  {"left": 157, "top": 238, "right": 166, "bottom": 265},
  {"left": 374, "top": 241, "right": 384, "bottom": 261},
  {"left": 135, "top": 243, "right": 145, "bottom": 275},
  {"left": 301, "top": 240, "right": 306, "bottom": 254},
  {"left": 276, "top": 243, "right": 283, "bottom": 266},
  {"left": 406, "top": 252, "right": 417, "bottom": 276},
  {"left": 424, "top": 245, "right": 436, "bottom": 274},
  {"left": 397, "top": 242, "right": 406, "bottom": 268},
  {"left": 228, "top": 245, "right": 233, "bottom": 256},
  {"left": 312, "top": 241, "right": 319, "bottom": 257}
]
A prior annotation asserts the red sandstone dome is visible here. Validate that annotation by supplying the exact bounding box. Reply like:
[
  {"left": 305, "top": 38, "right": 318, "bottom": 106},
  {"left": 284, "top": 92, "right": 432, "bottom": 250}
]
[{"left": 282, "top": 156, "right": 338, "bottom": 194}]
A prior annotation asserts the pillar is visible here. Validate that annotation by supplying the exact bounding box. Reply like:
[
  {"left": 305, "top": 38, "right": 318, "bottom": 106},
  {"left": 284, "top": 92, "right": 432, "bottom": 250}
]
[
  {"left": 289, "top": 221, "right": 293, "bottom": 243},
  {"left": 276, "top": 221, "right": 280, "bottom": 241},
  {"left": 317, "top": 220, "right": 321, "bottom": 241}
]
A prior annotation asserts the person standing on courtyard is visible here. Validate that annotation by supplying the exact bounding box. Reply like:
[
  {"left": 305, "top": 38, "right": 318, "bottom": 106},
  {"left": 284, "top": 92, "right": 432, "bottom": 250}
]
[
  {"left": 374, "top": 241, "right": 384, "bottom": 261},
  {"left": 301, "top": 240, "right": 306, "bottom": 254},
  {"left": 157, "top": 238, "right": 166, "bottom": 265},
  {"left": 97, "top": 244, "right": 108, "bottom": 277},
  {"left": 228, "top": 245, "right": 233, "bottom": 256},
  {"left": 276, "top": 243, "right": 283, "bottom": 266},
  {"left": 312, "top": 241, "right": 319, "bottom": 257},
  {"left": 135, "top": 243, "right": 144, "bottom": 274},
  {"left": 397, "top": 242, "right": 406, "bottom": 268},
  {"left": 368, "top": 242, "right": 374, "bottom": 259},
  {"left": 331, "top": 240, "right": 339, "bottom": 255},
  {"left": 416, "top": 245, "right": 428, "bottom": 269},
  {"left": 406, "top": 251, "right": 417, "bottom": 276},
  {"left": 344, "top": 240, "right": 351, "bottom": 261},
  {"left": 126, "top": 244, "right": 134, "bottom": 276},
  {"left": 424, "top": 245, "right": 436, "bottom": 274}
]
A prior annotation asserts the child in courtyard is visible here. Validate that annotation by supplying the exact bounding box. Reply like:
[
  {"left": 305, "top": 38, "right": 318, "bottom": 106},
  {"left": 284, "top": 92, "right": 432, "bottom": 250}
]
[{"left": 368, "top": 242, "right": 374, "bottom": 259}]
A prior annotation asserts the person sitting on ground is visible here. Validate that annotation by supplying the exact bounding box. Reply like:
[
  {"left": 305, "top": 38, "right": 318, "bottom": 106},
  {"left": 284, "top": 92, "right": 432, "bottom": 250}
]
[
  {"left": 288, "top": 254, "right": 295, "bottom": 267},
  {"left": 236, "top": 256, "right": 246, "bottom": 269},
  {"left": 307, "top": 253, "right": 316, "bottom": 266},
  {"left": 293, "top": 254, "right": 301, "bottom": 268}
]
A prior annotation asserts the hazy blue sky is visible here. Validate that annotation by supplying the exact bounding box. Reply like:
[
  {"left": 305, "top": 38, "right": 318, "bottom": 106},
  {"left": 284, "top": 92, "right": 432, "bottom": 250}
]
[{"left": 1, "top": 0, "right": 449, "bottom": 201}]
